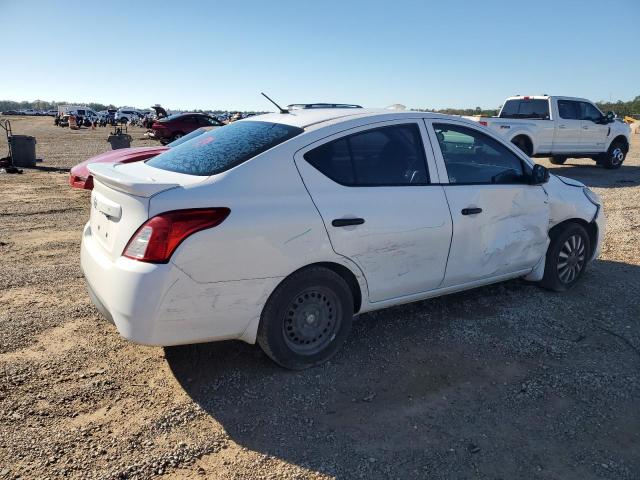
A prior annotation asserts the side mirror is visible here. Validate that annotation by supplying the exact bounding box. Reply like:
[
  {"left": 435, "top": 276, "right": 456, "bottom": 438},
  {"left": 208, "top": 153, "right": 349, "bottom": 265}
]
[
  {"left": 531, "top": 164, "right": 550, "bottom": 185},
  {"left": 605, "top": 111, "right": 616, "bottom": 123}
]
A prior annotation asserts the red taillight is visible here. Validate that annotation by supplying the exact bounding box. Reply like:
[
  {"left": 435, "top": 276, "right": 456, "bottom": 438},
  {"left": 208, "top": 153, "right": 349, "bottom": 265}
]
[
  {"left": 123, "top": 208, "right": 230, "bottom": 263},
  {"left": 479, "top": 121, "right": 488, "bottom": 126}
]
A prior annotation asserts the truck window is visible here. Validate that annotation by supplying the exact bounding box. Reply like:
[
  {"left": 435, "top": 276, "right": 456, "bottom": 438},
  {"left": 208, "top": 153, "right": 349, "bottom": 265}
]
[
  {"left": 500, "top": 99, "right": 549, "bottom": 119},
  {"left": 579, "top": 102, "right": 602, "bottom": 122},
  {"left": 557, "top": 100, "right": 580, "bottom": 120}
]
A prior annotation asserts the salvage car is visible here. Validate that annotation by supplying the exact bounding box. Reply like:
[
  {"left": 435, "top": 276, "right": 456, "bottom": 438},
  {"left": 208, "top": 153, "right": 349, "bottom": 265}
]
[
  {"left": 81, "top": 109, "right": 605, "bottom": 369},
  {"left": 69, "top": 127, "right": 214, "bottom": 189},
  {"left": 468, "top": 95, "right": 631, "bottom": 169},
  {"left": 151, "top": 113, "right": 224, "bottom": 144}
]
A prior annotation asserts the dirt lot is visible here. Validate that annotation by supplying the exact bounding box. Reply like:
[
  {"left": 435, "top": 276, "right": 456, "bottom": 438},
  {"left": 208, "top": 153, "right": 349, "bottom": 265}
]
[{"left": 0, "top": 116, "right": 639, "bottom": 479}]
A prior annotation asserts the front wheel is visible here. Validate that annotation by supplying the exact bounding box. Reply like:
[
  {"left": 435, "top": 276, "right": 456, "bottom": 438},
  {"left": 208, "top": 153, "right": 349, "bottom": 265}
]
[
  {"left": 600, "top": 140, "right": 627, "bottom": 169},
  {"left": 541, "top": 223, "right": 591, "bottom": 292},
  {"left": 257, "top": 267, "right": 353, "bottom": 370},
  {"left": 550, "top": 156, "right": 567, "bottom": 165}
]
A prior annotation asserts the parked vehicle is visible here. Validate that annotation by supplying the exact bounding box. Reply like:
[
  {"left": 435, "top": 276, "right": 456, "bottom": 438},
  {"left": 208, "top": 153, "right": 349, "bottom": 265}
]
[
  {"left": 69, "top": 127, "right": 214, "bottom": 189},
  {"left": 468, "top": 95, "right": 631, "bottom": 169},
  {"left": 151, "top": 113, "right": 223, "bottom": 144},
  {"left": 81, "top": 109, "right": 605, "bottom": 369},
  {"left": 1, "top": 110, "right": 19, "bottom": 116},
  {"left": 20, "top": 109, "right": 38, "bottom": 116},
  {"left": 115, "top": 108, "right": 142, "bottom": 123}
]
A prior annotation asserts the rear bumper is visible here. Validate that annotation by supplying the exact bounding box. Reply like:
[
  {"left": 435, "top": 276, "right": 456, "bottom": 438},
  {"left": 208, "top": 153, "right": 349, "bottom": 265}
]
[{"left": 80, "top": 223, "right": 277, "bottom": 346}]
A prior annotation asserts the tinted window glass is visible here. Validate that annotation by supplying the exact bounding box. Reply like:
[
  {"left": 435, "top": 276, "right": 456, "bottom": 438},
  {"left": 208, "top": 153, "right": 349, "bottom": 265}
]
[
  {"left": 580, "top": 102, "right": 602, "bottom": 121},
  {"left": 500, "top": 99, "right": 550, "bottom": 119},
  {"left": 433, "top": 123, "right": 525, "bottom": 184},
  {"left": 148, "top": 121, "right": 303, "bottom": 176},
  {"left": 167, "top": 127, "right": 209, "bottom": 147},
  {"left": 558, "top": 100, "right": 580, "bottom": 120},
  {"left": 304, "top": 124, "right": 428, "bottom": 186}
]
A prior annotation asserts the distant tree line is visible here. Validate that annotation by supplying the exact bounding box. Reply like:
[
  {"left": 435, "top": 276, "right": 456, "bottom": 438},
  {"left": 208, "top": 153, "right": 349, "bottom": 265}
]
[
  {"left": 594, "top": 96, "right": 640, "bottom": 117},
  {"left": 2, "top": 95, "right": 639, "bottom": 117},
  {"left": 0, "top": 99, "right": 117, "bottom": 112}
]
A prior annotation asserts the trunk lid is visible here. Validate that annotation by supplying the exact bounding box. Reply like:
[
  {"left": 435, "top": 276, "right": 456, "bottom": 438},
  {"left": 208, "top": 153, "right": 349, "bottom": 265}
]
[{"left": 88, "top": 162, "right": 207, "bottom": 260}]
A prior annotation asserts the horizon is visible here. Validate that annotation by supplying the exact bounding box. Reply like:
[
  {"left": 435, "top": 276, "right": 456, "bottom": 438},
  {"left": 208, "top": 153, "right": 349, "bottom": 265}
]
[{"left": 1, "top": 0, "right": 639, "bottom": 111}]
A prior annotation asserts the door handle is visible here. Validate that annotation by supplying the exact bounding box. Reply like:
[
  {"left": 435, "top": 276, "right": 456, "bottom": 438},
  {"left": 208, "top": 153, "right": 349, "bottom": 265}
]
[
  {"left": 461, "top": 208, "right": 482, "bottom": 215},
  {"left": 332, "top": 218, "right": 365, "bottom": 227},
  {"left": 558, "top": 125, "right": 567, "bottom": 129},
  {"left": 582, "top": 125, "right": 589, "bottom": 129}
]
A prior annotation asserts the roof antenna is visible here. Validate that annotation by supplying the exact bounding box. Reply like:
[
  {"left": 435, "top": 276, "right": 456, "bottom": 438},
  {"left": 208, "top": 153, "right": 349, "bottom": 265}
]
[{"left": 261, "top": 92, "right": 289, "bottom": 114}]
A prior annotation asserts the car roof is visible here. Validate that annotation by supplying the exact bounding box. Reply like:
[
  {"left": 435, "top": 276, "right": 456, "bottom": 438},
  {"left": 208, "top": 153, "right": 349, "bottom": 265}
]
[{"left": 245, "top": 108, "right": 469, "bottom": 130}]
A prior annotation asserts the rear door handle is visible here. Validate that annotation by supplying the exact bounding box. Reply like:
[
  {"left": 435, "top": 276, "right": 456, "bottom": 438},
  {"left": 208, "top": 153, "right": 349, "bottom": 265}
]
[
  {"left": 558, "top": 125, "right": 567, "bottom": 129},
  {"left": 461, "top": 208, "right": 482, "bottom": 215},
  {"left": 332, "top": 218, "right": 365, "bottom": 227}
]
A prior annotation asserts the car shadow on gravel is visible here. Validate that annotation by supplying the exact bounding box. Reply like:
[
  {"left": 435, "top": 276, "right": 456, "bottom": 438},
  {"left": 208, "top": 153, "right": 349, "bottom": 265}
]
[
  {"left": 546, "top": 164, "right": 640, "bottom": 189},
  {"left": 165, "top": 259, "right": 640, "bottom": 479}
]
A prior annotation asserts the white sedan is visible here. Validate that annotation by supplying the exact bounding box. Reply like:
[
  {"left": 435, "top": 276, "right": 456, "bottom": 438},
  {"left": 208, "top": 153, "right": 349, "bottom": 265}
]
[{"left": 81, "top": 109, "right": 605, "bottom": 369}]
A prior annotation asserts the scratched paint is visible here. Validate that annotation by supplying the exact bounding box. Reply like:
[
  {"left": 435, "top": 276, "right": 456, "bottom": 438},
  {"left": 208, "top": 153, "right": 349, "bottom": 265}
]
[{"left": 283, "top": 228, "right": 312, "bottom": 244}]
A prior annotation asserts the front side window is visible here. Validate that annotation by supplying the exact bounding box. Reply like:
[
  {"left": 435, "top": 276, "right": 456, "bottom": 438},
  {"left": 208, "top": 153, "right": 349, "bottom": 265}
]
[
  {"left": 580, "top": 102, "right": 602, "bottom": 122},
  {"left": 433, "top": 123, "right": 526, "bottom": 184},
  {"left": 304, "top": 124, "right": 429, "bottom": 186},
  {"left": 147, "top": 121, "right": 303, "bottom": 176},
  {"left": 557, "top": 100, "right": 580, "bottom": 120}
]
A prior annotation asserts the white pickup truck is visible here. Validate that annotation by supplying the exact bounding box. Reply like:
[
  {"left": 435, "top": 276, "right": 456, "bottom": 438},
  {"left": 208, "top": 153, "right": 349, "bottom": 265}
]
[{"left": 467, "top": 95, "right": 631, "bottom": 169}]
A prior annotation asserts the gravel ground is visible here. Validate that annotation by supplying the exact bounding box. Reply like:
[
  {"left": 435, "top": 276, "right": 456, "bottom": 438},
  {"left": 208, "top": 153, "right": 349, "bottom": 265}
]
[{"left": 0, "top": 116, "right": 639, "bottom": 479}]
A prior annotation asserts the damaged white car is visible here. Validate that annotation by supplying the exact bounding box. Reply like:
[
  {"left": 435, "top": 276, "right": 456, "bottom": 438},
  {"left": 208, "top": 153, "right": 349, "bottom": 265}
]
[{"left": 81, "top": 109, "right": 605, "bottom": 369}]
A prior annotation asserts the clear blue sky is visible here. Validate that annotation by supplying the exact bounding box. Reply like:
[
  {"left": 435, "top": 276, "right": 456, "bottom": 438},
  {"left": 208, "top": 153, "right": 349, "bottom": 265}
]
[{"left": 1, "top": 0, "right": 639, "bottom": 111}]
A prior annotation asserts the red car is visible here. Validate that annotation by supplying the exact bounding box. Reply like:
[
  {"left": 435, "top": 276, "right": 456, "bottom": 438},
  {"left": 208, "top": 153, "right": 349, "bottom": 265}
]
[
  {"left": 69, "top": 146, "right": 168, "bottom": 189},
  {"left": 151, "top": 113, "right": 223, "bottom": 144},
  {"left": 69, "top": 127, "right": 216, "bottom": 190}
]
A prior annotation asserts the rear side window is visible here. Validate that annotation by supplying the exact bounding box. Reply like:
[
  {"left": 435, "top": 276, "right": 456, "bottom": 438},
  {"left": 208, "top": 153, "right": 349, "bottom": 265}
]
[
  {"left": 147, "top": 121, "right": 303, "bottom": 176},
  {"left": 500, "top": 99, "right": 549, "bottom": 119},
  {"left": 304, "top": 124, "right": 429, "bottom": 186},
  {"left": 558, "top": 100, "right": 580, "bottom": 120},
  {"left": 433, "top": 123, "right": 526, "bottom": 184}
]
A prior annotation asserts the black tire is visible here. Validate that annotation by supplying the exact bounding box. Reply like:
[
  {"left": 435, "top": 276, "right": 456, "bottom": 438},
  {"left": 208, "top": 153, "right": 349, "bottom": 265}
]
[
  {"left": 550, "top": 156, "right": 567, "bottom": 165},
  {"left": 171, "top": 132, "right": 184, "bottom": 142},
  {"left": 512, "top": 136, "right": 532, "bottom": 156},
  {"left": 600, "top": 140, "right": 627, "bottom": 169},
  {"left": 541, "top": 223, "right": 591, "bottom": 292},
  {"left": 257, "top": 266, "right": 354, "bottom": 370}
]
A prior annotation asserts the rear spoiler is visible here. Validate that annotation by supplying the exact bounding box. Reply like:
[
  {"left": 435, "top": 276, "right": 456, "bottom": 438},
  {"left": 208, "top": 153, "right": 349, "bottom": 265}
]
[{"left": 88, "top": 163, "right": 179, "bottom": 197}]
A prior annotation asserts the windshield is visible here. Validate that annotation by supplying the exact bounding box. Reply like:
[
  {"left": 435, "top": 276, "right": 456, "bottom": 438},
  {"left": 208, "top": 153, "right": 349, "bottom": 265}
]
[
  {"left": 147, "top": 120, "right": 304, "bottom": 176},
  {"left": 500, "top": 99, "right": 550, "bottom": 119}
]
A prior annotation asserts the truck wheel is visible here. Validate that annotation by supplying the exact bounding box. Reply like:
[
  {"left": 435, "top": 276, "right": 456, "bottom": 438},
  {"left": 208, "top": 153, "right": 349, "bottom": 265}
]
[
  {"left": 512, "top": 136, "right": 532, "bottom": 156},
  {"left": 601, "top": 140, "right": 627, "bottom": 169},
  {"left": 541, "top": 223, "right": 590, "bottom": 292},
  {"left": 257, "top": 266, "right": 353, "bottom": 370},
  {"left": 550, "top": 156, "right": 567, "bottom": 165}
]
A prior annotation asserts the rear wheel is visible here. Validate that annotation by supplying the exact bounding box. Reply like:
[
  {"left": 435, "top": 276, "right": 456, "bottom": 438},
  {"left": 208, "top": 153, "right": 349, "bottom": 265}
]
[
  {"left": 541, "top": 223, "right": 591, "bottom": 292},
  {"left": 512, "top": 136, "right": 532, "bottom": 156},
  {"left": 600, "top": 140, "right": 627, "bottom": 169},
  {"left": 171, "top": 132, "right": 184, "bottom": 142},
  {"left": 257, "top": 266, "right": 353, "bottom": 370},
  {"left": 550, "top": 156, "right": 567, "bottom": 165}
]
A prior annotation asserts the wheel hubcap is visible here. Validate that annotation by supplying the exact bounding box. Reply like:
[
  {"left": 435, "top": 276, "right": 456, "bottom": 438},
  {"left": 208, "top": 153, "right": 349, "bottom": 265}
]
[
  {"left": 557, "top": 234, "right": 586, "bottom": 284},
  {"left": 283, "top": 288, "right": 339, "bottom": 355},
  {"left": 611, "top": 147, "right": 624, "bottom": 165}
]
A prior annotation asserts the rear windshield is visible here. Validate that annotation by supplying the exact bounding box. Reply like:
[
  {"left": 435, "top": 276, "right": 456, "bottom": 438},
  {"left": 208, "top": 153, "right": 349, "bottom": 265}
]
[
  {"left": 500, "top": 99, "right": 550, "bottom": 119},
  {"left": 147, "top": 120, "right": 304, "bottom": 176}
]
